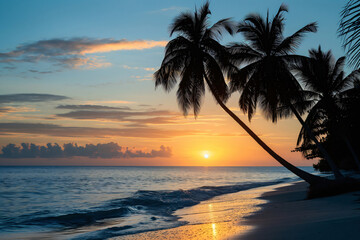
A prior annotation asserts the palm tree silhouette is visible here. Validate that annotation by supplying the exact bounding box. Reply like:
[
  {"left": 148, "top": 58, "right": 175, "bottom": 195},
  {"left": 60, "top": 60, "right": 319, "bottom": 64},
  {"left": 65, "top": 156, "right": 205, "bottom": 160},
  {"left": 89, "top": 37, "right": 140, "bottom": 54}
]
[
  {"left": 154, "top": 2, "right": 323, "bottom": 185},
  {"left": 294, "top": 46, "right": 360, "bottom": 170},
  {"left": 339, "top": 0, "right": 360, "bottom": 69},
  {"left": 228, "top": 4, "right": 343, "bottom": 180}
]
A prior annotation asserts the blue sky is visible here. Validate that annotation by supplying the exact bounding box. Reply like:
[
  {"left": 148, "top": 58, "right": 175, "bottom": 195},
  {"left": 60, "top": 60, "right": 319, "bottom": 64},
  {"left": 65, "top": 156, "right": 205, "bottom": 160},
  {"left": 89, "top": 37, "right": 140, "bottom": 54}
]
[{"left": 0, "top": 0, "right": 350, "bottom": 166}]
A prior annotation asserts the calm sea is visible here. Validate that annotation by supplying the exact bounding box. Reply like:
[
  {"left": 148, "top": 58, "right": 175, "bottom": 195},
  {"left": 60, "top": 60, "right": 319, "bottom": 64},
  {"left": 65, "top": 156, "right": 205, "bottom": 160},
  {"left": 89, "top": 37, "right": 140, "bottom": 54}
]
[{"left": 0, "top": 166, "right": 316, "bottom": 239}]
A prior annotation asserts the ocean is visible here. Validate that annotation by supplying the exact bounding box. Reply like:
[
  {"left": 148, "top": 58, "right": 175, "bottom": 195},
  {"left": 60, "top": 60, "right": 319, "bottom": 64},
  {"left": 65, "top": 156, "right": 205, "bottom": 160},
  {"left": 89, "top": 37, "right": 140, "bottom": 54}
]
[{"left": 0, "top": 166, "right": 316, "bottom": 239}]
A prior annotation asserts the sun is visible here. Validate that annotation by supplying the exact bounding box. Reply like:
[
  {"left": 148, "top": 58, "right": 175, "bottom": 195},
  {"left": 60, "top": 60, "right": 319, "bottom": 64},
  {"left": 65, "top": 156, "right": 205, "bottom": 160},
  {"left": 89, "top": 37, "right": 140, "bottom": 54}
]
[{"left": 204, "top": 154, "right": 209, "bottom": 159}]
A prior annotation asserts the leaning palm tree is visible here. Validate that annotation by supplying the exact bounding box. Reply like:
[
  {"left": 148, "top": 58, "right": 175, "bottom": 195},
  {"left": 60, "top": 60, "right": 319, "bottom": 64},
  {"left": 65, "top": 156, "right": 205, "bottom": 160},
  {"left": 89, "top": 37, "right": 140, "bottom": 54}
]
[
  {"left": 294, "top": 46, "right": 360, "bottom": 170},
  {"left": 339, "top": 0, "right": 360, "bottom": 69},
  {"left": 228, "top": 4, "right": 344, "bottom": 180},
  {"left": 154, "top": 2, "right": 324, "bottom": 185}
]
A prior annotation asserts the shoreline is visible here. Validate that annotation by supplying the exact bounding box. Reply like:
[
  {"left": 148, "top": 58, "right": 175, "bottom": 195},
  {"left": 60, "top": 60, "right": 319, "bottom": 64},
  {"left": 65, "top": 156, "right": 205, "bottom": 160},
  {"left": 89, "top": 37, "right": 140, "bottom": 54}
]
[
  {"left": 236, "top": 181, "right": 360, "bottom": 240},
  {"left": 111, "top": 182, "right": 294, "bottom": 240}
]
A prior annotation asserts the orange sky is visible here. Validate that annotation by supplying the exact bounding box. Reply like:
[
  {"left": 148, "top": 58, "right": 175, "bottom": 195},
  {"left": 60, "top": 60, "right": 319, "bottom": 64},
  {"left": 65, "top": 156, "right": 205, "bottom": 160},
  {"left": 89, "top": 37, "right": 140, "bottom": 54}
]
[{"left": 0, "top": 0, "right": 345, "bottom": 166}]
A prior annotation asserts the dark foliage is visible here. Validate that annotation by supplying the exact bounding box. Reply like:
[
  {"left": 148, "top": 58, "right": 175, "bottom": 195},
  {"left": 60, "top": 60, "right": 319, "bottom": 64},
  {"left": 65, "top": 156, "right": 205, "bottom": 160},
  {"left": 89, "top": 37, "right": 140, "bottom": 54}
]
[
  {"left": 293, "top": 47, "right": 360, "bottom": 171},
  {"left": 228, "top": 4, "right": 317, "bottom": 122},
  {"left": 338, "top": 0, "right": 360, "bottom": 69},
  {"left": 154, "top": 1, "right": 236, "bottom": 117}
]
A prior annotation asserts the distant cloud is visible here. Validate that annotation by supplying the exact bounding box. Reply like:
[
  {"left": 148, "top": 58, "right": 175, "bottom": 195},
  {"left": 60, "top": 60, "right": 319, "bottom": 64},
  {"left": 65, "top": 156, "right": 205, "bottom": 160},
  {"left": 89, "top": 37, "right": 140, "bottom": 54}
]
[
  {"left": 0, "top": 94, "right": 69, "bottom": 104},
  {"left": 56, "top": 109, "right": 175, "bottom": 121},
  {"left": 54, "top": 103, "right": 181, "bottom": 125},
  {"left": 28, "top": 69, "right": 53, "bottom": 74},
  {"left": 56, "top": 104, "right": 131, "bottom": 111},
  {"left": 0, "top": 38, "right": 167, "bottom": 69},
  {"left": 0, "top": 107, "right": 11, "bottom": 113},
  {"left": 131, "top": 74, "right": 153, "bottom": 81},
  {"left": 0, "top": 122, "right": 193, "bottom": 138},
  {"left": 122, "top": 65, "right": 156, "bottom": 71},
  {"left": 0, "top": 142, "right": 172, "bottom": 159},
  {"left": 3, "top": 66, "right": 16, "bottom": 70},
  {"left": 84, "top": 100, "right": 134, "bottom": 104},
  {"left": 150, "top": 6, "right": 188, "bottom": 13}
]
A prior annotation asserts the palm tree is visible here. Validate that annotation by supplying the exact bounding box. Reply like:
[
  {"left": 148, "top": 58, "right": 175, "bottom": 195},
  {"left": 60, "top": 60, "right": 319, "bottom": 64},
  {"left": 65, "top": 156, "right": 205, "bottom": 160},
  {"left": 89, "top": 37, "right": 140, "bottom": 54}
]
[
  {"left": 294, "top": 46, "right": 360, "bottom": 170},
  {"left": 228, "top": 4, "right": 344, "bottom": 180},
  {"left": 154, "top": 2, "right": 324, "bottom": 185},
  {"left": 338, "top": 0, "right": 360, "bottom": 69}
]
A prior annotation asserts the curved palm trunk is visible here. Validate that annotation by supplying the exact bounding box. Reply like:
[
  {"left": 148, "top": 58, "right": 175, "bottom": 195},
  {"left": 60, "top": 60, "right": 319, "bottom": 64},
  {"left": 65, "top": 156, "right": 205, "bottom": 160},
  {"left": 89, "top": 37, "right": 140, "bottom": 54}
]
[
  {"left": 288, "top": 104, "right": 344, "bottom": 179},
  {"left": 326, "top": 102, "right": 360, "bottom": 171},
  {"left": 204, "top": 76, "right": 325, "bottom": 185},
  {"left": 343, "top": 136, "right": 360, "bottom": 171}
]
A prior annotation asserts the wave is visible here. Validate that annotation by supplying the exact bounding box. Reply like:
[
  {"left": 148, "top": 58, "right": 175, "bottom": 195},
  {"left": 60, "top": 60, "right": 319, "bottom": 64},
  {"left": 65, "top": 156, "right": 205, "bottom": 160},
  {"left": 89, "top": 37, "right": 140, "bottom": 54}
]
[{"left": 3, "top": 177, "right": 294, "bottom": 239}]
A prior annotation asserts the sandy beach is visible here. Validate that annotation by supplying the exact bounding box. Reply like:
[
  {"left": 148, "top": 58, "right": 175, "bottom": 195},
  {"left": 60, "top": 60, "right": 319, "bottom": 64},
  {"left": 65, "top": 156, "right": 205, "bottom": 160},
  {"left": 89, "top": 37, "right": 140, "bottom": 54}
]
[
  {"left": 109, "top": 180, "right": 360, "bottom": 240},
  {"left": 110, "top": 183, "right": 274, "bottom": 240},
  {"left": 237, "top": 181, "right": 360, "bottom": 240}
]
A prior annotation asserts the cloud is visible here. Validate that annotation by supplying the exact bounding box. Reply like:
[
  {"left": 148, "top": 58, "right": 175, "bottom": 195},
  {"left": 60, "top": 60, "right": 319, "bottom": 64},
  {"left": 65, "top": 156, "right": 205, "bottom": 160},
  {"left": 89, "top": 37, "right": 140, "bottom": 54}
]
[
  {"left": 149, "top": 6, "right": 188, "bottom": 13},
  {"left": 0, "top": 93, "right": 69, "bottom": 104},
  {"left": 28, "top": 69, "right": 53, "bottom": 74},
  {"left": 131, "top": 74, "right": 153, "bottom": 81},
  {"left": 0, "top": 122, "right": 193, "bottom": 138},
  {"left": 56, "top": 104, "right": 131, "bottom": 111},
  {"left": 3, "top": 66, "right": 16, "bottom": 70},
  {"left": 0, "top": 38, "right": 167, "bottom": 69},
  {"left": 0, "top": 142, "right": 171, "bottom": 159},
  {"left": 122, "top": 65, "right": 156, "bottom": 71},
  {"left": 84, "top": 100, "right": 134, "bottom": 104},
  {"left": 0, "top": 107, "right": 11, "bottom": 113},
  {"left": 56, "top": 109, "right": 177, "bottom": 124}
]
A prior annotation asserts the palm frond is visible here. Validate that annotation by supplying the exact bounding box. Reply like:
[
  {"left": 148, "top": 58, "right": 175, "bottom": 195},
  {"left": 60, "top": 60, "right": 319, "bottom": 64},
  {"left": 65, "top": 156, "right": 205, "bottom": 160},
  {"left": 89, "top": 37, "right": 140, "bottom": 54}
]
[
  {"left": 169, "top": 12, "right": 194, "bottom": 38},
  {"left": 338, "top": 0, "right": 360, "bottom": 68},
  {"left": 207, "top": 18, "right": 236, "bottom": 40},
  {"left": 276, "top": 22, "right": 317, "bottom": 54},
  {"left": 203, "top": 53, "right": 229, "bottom": 102}
]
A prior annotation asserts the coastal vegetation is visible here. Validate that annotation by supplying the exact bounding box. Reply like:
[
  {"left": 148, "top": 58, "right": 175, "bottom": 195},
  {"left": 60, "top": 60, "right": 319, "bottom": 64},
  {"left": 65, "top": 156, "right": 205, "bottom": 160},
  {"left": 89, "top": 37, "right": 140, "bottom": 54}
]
[
  {"left": 155, "top": 1, "right": 360, "bottom": 196},
  {"left": 293, "top": 47, "right": 360, "bottom": 172},
  {"left": 154, "top": 2, "right": 323, "bottom": 185}
]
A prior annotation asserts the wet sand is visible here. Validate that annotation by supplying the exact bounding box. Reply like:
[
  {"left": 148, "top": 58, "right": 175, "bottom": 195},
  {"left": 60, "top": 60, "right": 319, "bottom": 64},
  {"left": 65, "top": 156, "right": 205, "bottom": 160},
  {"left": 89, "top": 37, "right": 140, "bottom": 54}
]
[
  {"left": 111, "top": 183, "right": 284, "bottom": 240},
  {"left": 236, "top": 181, "right": 360, "bottom": 240},
  {"left": 111, "top": 181, "right": 360, "bottom": 240}
]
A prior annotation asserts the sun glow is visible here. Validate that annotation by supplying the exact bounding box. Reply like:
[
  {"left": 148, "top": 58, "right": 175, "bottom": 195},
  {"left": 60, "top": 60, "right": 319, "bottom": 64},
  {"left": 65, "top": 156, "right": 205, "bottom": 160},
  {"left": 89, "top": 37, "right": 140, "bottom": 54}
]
[{"left": 204, "top": 153, "right": 209, "bottom": 159}]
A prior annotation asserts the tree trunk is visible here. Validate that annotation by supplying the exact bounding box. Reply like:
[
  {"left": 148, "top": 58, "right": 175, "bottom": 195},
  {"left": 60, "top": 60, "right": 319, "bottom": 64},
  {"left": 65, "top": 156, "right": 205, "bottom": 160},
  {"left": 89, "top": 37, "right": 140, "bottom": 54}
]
[
  {"left": 343, "top": 136, "right": 360, "bottom": 170},
  {"left": 289, "top": 104, "right": 344, "bottom": 180},
  {"left": 204, "top": 76, "right": 325, "bottom": 185},
  {"left": 326, "top": 101, "right": 360, "bottom": 171}
]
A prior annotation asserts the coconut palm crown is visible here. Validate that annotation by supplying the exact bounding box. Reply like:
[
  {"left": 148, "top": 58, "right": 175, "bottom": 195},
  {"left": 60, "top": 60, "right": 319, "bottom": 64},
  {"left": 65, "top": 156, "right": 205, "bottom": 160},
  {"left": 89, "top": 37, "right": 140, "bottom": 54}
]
[
  {"left": 154, "top": 2, "right": 235, "bottom": 117},
  {"left": 294, "top": 47, "right": 360, "bottom": 169},
  {"left": 228, "top": 5, "right": 346, "bottom": 180},
  {"left": 154, "top": 2, "right": 326, "bottom": 185},
  {"left": 229, "top": 4, "right": 317, "bottom": 122}
]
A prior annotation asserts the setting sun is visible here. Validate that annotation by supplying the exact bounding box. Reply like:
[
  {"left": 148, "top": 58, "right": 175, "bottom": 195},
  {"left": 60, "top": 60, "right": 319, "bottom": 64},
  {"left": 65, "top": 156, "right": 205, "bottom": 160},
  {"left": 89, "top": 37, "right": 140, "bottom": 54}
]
[{"left": 204, "top": 154, "right": 209, "bottom": 159}]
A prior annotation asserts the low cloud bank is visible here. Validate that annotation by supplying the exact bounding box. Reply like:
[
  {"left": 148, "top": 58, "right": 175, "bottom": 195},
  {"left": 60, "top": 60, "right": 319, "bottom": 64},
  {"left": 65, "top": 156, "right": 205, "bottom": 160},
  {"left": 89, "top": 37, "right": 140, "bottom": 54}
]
[{"left": 0, "top": 142, "right": 172, "bottom": 159}]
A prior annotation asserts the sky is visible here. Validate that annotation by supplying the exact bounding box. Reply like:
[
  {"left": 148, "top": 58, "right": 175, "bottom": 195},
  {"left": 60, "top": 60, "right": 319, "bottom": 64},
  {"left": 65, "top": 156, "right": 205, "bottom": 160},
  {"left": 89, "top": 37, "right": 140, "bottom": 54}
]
[{"left": 0, "top": 0, "right": 348, "bottom": 166}]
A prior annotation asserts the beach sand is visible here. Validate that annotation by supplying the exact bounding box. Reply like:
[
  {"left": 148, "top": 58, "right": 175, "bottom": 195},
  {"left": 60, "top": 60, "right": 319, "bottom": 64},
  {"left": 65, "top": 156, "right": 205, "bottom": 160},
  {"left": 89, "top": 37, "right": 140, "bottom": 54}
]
[
  {"left": 236, "top": 181, "right": 360, "bottom": 240},
  {"left": 111, "top": 181, "right": 360, "bottom": 240},
  {"left": 111, "top": 184, "right": 278, "bottom": 240}
]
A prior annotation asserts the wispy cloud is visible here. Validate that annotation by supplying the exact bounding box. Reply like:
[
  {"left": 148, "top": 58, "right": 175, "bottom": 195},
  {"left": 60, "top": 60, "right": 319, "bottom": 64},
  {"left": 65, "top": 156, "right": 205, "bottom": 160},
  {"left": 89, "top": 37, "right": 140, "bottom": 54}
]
[
  {"left": 55, "top": 109, "right": 177, "bottom": 124},
  {"left": 83, "top": 100, "right": 134, "bottom": 105},
  {"left": 0, "top": 93, "right": 69, "bottom": 104},
  {"left": 149, "top": 6, "right": 188, "bottom": 14},
  {"left": 56, "top": 104, "right": 131, "bottom": 111},
  {"left": 122, "top": 65, "right": 156, "bottom": 71},
  {"left": 131, "top": 74, "right": 153, "bottom": 81},
  {"left": 0, "top": 122, "right": 194, "bottom": 138},
  {"left": 0, "top": 38, "right": 167, "bottom": 69}
]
